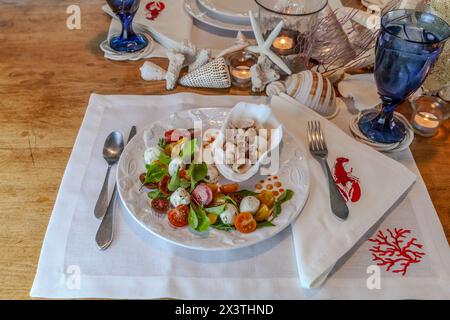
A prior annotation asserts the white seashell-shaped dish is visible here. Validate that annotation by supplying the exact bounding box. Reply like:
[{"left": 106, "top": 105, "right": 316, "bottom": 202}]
[{"left": 213, "top": 102, "right": 283, "bottom": 182}]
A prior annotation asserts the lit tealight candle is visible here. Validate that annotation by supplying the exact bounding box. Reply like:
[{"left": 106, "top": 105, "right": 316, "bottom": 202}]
[
  {"left": 412, "top": 111, "right": 439, "bottom": 136},
  {"left": 272, "top": 36, "right": 294, "bottom": 54},
  {"left": 231, "top": 66, "right": 251, "bottom": 81}
]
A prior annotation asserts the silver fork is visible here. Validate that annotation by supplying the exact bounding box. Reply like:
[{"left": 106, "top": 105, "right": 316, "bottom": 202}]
[{"left": 307, "top": 121, "right": 349, "bottom": 221}]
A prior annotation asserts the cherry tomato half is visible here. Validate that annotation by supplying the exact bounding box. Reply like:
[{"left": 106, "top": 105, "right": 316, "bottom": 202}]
[
  {"left": 168, "top": 204, "right": 189, "bottom": 227},
  {"left": 235, "top": 212, "right": 257, "bottom": 234},
  {"left": 192, "top": 184, "right": 213, "bottom": 206},
  {"left": 158, "top": 175, "right": 171, "bottom": 196},
  {"left": 151, "top": 198, "right": 170, "bottom": 213},
  {"left": 220, "top": 183, "right": 239, "bottom": 194}
]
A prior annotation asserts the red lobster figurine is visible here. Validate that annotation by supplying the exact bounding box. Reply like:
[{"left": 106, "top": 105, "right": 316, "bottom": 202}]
[{"left": 332, "top": 157, "right": 361, "bottom": 203}]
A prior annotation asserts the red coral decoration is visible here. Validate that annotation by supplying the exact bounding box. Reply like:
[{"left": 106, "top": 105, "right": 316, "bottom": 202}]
[
  {"left": 145, "top": 1, "right": 165, "bottom": 20},
  {"left": 369, "top": 228, "right": 425, "bottom": 276}
]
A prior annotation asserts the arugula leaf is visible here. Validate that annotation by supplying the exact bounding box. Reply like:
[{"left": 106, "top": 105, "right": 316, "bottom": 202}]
[
  {"left": 158, "top": 138, "right": 167, "bottom": 149},
  {"left": 180, "top": 138, "right": 198, "bottom": 159},
  {"left": 158, "top": 152, "right": 171, "bottom": 165},
  {"left": 205, "top": 204, "right": 226, "bottom": 215},
  {"left": 256, "top": 221, "right": 276, "bottom": 229},
  {"left": 188, "top": 162, "right": 208, "bottom": 191},
  {"left": 223, "top": 195, "right": 237, "bottom": 207},
  {"left": 168, "top": 168, "right": 181, "bottom": 192},
  {"left": 211, "top": 222, "right": 235, "bottom": 232},
  {"left": 235, "top": 189, "right": 258, "bottom": 197},
  {"left": 189, "top": 205, "right": 199, "bottom": 230},
  {"left": 145, "top": 162, "right": 168, "bottom": 184}
]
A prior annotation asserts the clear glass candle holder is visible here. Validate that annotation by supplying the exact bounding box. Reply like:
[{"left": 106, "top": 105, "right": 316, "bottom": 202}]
[
  {"left": 255, "top": 0, "right": 328, "bottom": 73},
  {"left": 411, "top": 96, "right": 450, "bottom": 137},
  {"left": 227, "top": 51, "right": 258, "bottom": 88}
]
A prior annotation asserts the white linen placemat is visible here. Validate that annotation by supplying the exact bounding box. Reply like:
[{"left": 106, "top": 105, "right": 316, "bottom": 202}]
[{"left": 31, "top": 93, "right": 450, "bottom": 299}]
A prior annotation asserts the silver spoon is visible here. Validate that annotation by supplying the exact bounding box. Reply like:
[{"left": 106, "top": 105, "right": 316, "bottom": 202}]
[
  {"left": 94, "top": 131, "right": 124, "bottom": 219},
  {"left": 96, "top": 126, "right": 136, "bottom": 250}
]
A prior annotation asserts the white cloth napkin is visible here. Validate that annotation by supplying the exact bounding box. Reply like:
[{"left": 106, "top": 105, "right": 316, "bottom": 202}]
[
  {"left": 271, "top": 94, "right": 417, "bottom": 288},
  {"left": 30, "top": 93, "right": 450, "bottom": 299},
  {"left": 102, "top": 0, "right": 193, "bottom": 59},
  {"left": 337, "top": 73, "right": 380, "bottom": 111}
]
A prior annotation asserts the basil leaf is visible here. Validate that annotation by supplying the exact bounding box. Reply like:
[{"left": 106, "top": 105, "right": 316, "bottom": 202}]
[
  {"left": 196, "top": 206, "right": 211, "bottom": 232},
  {"left": 271, "top": 202, "right": 282, "bottom": 221},
  {"left": 278, "top": 189, "right": 294, "bottom": 204},
  {"left": 257, "top": 221, "right": 276, "bottom": 229},
  {"left": 189, "top": 162, "right": 208, "bottom": 191},
  {"left": 168, "top": 168, "right": 181, "bottom": 192},
  {"left": 205, "top": 204, "right": 226, "bottom": 215},
  {"left": 179, "top": 179, "right": 190, "bottom": 189},
  {"left": 189, "top": 205, "right": 199, "bottom": 230},
  {"left": 180, "top": 138, "right": 198, "bottom": 159}
]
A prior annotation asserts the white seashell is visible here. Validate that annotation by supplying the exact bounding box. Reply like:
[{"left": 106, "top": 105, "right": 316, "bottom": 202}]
[
  {"left": 285, "top": 70, "right": 338, "bottom": 118},
  {"left": 251, "top": 55, "right": 280, "bottom": 93},
  {"left": 166, "top": 50, "right": 185, "bottom": 91},
  {"left": 438, "top": 85, "right": 450, "bottom": 102},
  {"left": 179, "top": 58, "right": 231, "bottom": 88},
  {"left": 265, "top": 81, "right": 286, "bottom": 97},
  {"left": 189, "top": 48, "right": 211, "bottom": 72},
  {"left": 216, "top": 31, "right": 250, "bottom": 58},
  {"left": 213, "top": 102, "right": 283, "bottom": 182},
  {"left": 140, "top": 61, "right": 167, "bottom": 81}
]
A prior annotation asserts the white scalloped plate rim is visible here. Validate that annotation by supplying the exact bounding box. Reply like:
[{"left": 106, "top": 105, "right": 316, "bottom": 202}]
[{"left": 116, "top": 107, "right": 310, "bottom": 251}]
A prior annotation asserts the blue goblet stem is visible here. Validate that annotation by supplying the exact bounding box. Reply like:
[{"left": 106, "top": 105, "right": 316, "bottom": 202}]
[{"left": 118, "top": 12, "right": 137, "bottom": 40}]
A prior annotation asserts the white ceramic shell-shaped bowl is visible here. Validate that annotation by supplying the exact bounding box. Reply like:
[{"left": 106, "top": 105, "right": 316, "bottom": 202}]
[
  {"left": 213, "top": 102, "right": 283, "bottom": 182},
  {"left": 285, "top": 70, "right": 338, "bottom": 119}
]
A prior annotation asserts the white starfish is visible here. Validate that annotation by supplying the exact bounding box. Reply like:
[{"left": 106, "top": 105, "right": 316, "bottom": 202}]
[{"left": 246, "top": 11, "right": 292, "bottom": 75}]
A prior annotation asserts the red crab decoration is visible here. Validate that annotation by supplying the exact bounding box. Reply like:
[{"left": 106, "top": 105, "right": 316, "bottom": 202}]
[
  {"left": 332, "top": 157, "right": 361, "bottom": 203},
  {"left": 369, "top": 228, "right": 426, "bottom": 276},
  {"left": 145, "top": 1, "right": 165, "bottom": 20}
]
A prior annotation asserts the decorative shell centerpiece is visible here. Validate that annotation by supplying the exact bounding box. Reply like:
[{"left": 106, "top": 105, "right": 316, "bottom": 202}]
[
  {"left": 179, "top": 58, "right": 231, "bottom": 88},
  {"left": 212, "top": 102, "right": 283, "bottom": 182},
  {"left": 267, "top": 70, "right": 338, "bottom": 119}
]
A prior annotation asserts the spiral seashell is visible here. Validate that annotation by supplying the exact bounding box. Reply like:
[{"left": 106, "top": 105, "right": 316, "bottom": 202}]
[
  {"left": 179, "top": 58, "right": 231, "bottom": 89},
  {"left": 265, "top": 81, "right": 286, "bottom": 97},
  {"left": 285, "top": 70, "right": 337, "bottom": 118}
]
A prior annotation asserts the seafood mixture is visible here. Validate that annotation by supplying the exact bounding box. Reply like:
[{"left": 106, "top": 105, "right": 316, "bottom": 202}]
[{"left": 140, "top": 125, "right": 294, "bottom": 234}]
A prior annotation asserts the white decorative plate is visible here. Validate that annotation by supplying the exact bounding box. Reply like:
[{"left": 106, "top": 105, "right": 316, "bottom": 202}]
[
  {"left": 198, "top": 0, "right": 256, "bottom": 25},
  {"left": 116, "top": 108, "right": 310, "bottom": 251},
  {"left": 184, "top": 0, "right": 253, "bottom": 32}
]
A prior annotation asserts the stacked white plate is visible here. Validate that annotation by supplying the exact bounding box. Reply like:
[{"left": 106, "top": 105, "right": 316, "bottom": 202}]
[{"left": 184, "top": 0, "right": 257, "bottom": 32}]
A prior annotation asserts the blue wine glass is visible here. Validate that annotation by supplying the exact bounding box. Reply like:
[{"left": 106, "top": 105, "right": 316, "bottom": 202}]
[
  {"left": 358, "top": 9, "right": 450, "bottom": 144},
  {"left": 106, "top": 0, "right": 148, "bottom": 53}
]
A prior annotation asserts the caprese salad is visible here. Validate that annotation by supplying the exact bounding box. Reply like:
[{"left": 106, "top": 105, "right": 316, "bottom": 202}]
[{"left": 139, "top": 127, "right": 294, "bottom": 234}]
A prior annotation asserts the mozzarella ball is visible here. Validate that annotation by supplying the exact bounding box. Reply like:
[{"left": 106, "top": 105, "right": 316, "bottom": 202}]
[
  {"left": 220, "top": 204, "right": 238, "bottom": 225},
  {"left": 207, "top": 165, "right": 219, "bottom": 183},
  {"left": 170, "top": 188, "right": 191, "bottom": 207},
  {"left": 239, "top": 196, "right": 260, "bottom": 214},
  {"left": 168, "top": 157, "right": 184, "bottom": 176},
  {"left": 144, "top": 147, "right": 162, "bottom": 164}
]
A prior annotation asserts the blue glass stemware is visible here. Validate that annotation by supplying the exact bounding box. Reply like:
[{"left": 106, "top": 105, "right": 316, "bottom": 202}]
[
  {"left": 106, "top": 0, "right": 148, "bottom": 53},
  {"left": 358, "top": 9, "right": 450, "bottom": 144}
]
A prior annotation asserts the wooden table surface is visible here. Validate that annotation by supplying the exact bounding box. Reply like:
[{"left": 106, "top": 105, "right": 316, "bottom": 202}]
[{"left": 0, "top": 0, "right": 448, "bottom": 299}]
